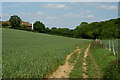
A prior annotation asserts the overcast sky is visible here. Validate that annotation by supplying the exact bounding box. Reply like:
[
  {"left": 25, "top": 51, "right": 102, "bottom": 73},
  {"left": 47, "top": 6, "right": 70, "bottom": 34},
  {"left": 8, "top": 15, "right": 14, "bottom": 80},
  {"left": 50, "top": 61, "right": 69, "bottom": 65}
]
[{"left": 2, "top": 2, "right": 118, "bottom": 29}]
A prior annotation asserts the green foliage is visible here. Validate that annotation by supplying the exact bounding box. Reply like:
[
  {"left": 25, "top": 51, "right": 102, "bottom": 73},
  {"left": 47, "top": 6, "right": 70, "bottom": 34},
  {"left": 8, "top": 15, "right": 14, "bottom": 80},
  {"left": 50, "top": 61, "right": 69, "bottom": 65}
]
[
  {"left": 9, "top": 15, "right": 22, "bottom": 29},
  {"left": 33, "top": 21, "right": 45, "bottom": 33},
  {"left": 74, "top": 18, "right": 119, "bottom": 39},
  {"left": 2, "top": 28, "right": 90, "bottom": 78},
  {"left": 70, "top": 43, "right": 89, "bottom": 78},
  {"left": 68, "top": 53, "right": 78, "bottom": 63},
  {"left": 0, "top": 28, "right": 2, "bottom": 79},
  {"left": 89, "top": 41, "right": 117, "bottom": 78},
  {"left": 18, "top": 24, "right": 28, "bottom": 30},
  {"left": 46, "top": 27, "right": 73, "bottom": 37},
  {"left": 70, "top": 40, "right": 118, "bottom": 78},
  {"left": 103, "top": 60, "right": 120, "bottom": 79},
  {"left": 79, "top": 22, "right": 88, "bottom": 27},
  {"left": 2, "top": 22, "right": 10, "bottom": 28},
  {"left": 6, "top": 15, "right": 119, "bottom": 39}
]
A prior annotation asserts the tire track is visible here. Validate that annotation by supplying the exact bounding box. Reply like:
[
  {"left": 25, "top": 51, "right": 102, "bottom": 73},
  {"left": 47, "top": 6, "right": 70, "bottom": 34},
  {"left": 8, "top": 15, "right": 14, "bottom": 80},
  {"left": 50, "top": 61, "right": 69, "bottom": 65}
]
[
  {"left": 82, "top": 44, "right": 91, "bottom": 78},
  {"left": 47, "top": 47, "right": 81, "bottom": 78},
  {"left": 89, "top": 52, "right": 101, "bottom": 78}
]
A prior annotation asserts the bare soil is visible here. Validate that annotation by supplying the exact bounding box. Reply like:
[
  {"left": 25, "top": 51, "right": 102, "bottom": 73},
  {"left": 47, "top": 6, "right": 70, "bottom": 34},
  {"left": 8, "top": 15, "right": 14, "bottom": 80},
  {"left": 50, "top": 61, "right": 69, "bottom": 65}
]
[
  {"left": 47, "top": 47, "right": 81, "bottom": 78},
  {"left": 82, "top": 44, "right": 91, "bottom": 78}
]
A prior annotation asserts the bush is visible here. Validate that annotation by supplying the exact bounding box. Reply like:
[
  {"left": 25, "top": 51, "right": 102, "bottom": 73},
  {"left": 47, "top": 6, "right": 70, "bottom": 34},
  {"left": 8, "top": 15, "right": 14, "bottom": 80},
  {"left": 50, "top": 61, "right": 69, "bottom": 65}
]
[
  {"left": 2, "top": 22, "right": 10, "bottom": 28},
  {"left": 18, "top": 24, "right": 27, "bottom": 30},
  {"left": 103, "top": 60, "right": 120, "bottom": 80}
]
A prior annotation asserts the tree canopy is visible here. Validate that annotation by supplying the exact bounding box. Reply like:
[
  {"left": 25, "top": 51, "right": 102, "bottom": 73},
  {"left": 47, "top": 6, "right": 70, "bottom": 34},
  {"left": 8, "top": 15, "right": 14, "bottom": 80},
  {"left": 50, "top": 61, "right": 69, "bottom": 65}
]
[
  {"left": 33, "top": 21, "right": 45, "bottom": 33},
  {"left": 6, "top": 15, "right": 120, "bottom": 39},
  {"left": 9, "top": 15, "right": 22, "bottom": 29},
  {"left": 73, "top": 18, "right": 119, "bottom": 39}
]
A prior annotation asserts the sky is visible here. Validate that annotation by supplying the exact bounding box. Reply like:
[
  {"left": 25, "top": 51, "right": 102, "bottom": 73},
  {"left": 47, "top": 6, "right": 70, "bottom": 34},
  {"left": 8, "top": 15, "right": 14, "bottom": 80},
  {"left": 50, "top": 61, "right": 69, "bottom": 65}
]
[
  {"left": 2, "top": 0, "right": 120, "bottom": 2},
  {"left": 2, "top": 2, "right": 118, "bottom": 29}
]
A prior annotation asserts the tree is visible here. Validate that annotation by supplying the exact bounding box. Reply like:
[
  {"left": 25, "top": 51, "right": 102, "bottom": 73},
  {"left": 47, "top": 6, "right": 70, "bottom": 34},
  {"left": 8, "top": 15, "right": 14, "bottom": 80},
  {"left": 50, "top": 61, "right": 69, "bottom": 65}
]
[
  {"left": 9, "top": 15, "right": 22, "bottom": 29},
  {"left": 33, "top": 21, "right": 45, "bottom": 33},
  {"left": 45, "top": 27, "right": 50, "bottom": 33},
  {"left": 80, "top": 22, "right": 88, "bottom": 27}
]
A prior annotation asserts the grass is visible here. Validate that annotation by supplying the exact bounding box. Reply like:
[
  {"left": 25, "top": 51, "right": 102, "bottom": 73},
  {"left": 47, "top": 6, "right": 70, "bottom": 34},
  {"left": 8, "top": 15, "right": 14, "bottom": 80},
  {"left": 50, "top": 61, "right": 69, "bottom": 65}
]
[
  {"left": 0, "top": 28, "right": 2, "bottom": 79},
  {"left": 68, "top": 52, "right": 78, "bottom": 63},
  {"left": 70, "top": 40, "right": 118, "bottom": 78},
  {"left": 101, "top": 39, "right": 119, "bottom": 52},
  {"left": 86, "top": 50, "right": 102, "bottom": 78},
  {"left": 69, "top": 43, "right": 89, "bottom": 78},
  {"left": 3, "top": 28, "right": 118, "bottom": 78},
  {"left": 2, "top": 28, "right": 91, "bottom": 78},
  {"left": 87, "top": 41, "right": 118, "bottom": 78}
]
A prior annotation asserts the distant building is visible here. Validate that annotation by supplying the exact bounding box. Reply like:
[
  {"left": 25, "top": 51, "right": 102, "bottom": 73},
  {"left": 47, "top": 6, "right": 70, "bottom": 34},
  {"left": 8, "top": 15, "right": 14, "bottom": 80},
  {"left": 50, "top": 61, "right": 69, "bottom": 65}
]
[
  {"left": 21, "top": 22, "right": 33, "bottom": 30},
  {"left": 0, "top": 21, "right": 10, "bottom": 27},
  {"left": 0, "top": 21, "right": 10, "bottom": 24},
  {"left": 0, "top": 21, "right": 33, "bottom": 30}
]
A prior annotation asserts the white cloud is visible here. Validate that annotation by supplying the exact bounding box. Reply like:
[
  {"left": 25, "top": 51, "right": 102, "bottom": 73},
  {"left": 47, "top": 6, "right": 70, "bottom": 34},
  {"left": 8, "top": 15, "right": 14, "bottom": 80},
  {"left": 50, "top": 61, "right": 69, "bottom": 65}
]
[
  {"left": 64, "top": 13, "right": 80, "bottom": 17},
  {"left": 43, "top": 3, "right": 69, "bottom": 9},
  {"left": 63, "top": 13, "right": 94, "bottom": 19},
  {"left": 36, "top": 11, "right": 44, "bottom": 15},
  {"left": 21, "top": 11, "right": 44, "bottom": 16},
  {"left": 98, "top": 5, "right": 118, "bottom": 10},
  {"left": 16, "top": 11, "right": 45, "bottom": 22},
  {"left": 46, "top": 16, "right": 57, "bottom": 19}
]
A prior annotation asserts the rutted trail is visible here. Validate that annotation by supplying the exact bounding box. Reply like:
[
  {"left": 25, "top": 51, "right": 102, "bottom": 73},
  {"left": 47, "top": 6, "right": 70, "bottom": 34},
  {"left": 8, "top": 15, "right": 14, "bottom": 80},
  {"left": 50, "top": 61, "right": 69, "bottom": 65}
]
[
  {"left": 48, "top": 47, "right": 81, "bottom": 78},
  {"left": 82, "top": 44, "right": 91, "bottom": 78},
  {"left": 89, "top": 53, "right": 101, "bottom": 78}
]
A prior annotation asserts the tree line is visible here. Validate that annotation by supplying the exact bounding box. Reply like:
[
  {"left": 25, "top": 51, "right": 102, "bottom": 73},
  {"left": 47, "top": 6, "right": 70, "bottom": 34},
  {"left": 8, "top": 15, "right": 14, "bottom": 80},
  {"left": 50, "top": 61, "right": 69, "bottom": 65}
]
[{"left": 1, "top": 15, "right": 120, "bottom": 39}]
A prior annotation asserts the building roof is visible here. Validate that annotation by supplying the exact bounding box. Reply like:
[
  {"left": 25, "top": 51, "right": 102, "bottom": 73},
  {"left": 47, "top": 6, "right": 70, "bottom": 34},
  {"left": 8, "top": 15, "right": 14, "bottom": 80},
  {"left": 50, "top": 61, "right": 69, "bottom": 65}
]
[
  {"left": 0, "top": 21, "right": 32, "bottom": 26},
  {"left": 22, "top": 22, "right": 32, "bottom": 26}
]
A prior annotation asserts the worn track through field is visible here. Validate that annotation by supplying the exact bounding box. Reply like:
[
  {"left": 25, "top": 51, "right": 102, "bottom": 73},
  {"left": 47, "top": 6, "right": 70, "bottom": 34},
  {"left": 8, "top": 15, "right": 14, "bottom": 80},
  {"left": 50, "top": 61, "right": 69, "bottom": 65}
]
[
  {"left": 89, "top": 51, "right": 101, "bottom": 78},
  {"left": 82, "top": 44, "right": 91, "bottom": 78},
  {"left": 47, "top": 47, "right": 81, "bottom": 78}
]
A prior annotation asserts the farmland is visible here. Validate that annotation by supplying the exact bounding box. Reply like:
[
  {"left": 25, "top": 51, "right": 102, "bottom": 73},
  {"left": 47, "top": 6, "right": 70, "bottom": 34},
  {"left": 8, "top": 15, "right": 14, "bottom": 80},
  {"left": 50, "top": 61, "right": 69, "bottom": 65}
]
[
  {"left": 2, "top": 28, "right": 118, "bottom": 78},
  {"left": 2, "top": 28, "right": 91, "bottom": 78},
  {"left": 2, "top": 2, "right": 119, "bottom": 79},
  {"left": 0, "top": 28, "right": 2, "bottom": 79}
]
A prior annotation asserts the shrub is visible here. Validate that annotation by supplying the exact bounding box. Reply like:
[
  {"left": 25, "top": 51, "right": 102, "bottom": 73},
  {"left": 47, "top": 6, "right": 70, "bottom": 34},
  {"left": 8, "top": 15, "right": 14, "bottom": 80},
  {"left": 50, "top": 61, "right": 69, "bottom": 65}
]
[{"left": 103, "top": 60, "right": 120, "bottom": 80}]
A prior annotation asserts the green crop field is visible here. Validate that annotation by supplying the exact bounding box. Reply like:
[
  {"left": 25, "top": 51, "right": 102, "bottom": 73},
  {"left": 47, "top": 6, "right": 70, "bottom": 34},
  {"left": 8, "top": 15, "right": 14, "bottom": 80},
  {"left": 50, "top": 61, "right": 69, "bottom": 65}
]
[
  {"left": 2, "top": 28, "right": 118, "bottom": 78},
  {"left": 0, "top": 28, "right": 2, "bottom": 79},
  {"left": 2, "top": 28, "right": 91, "bottom": 78}
]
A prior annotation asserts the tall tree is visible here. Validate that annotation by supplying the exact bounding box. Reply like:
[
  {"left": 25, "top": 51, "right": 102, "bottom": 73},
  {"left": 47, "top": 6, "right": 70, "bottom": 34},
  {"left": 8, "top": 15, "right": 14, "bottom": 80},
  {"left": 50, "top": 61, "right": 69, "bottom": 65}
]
[
  {"left": 33, "top": 21, "right": 45, "bottom": 33},
  {"left": 80, "top": 22, "right": 88, "bottom": 27},
  {"left": 9, "top": 15, "right": 22, "bottom": 29}
]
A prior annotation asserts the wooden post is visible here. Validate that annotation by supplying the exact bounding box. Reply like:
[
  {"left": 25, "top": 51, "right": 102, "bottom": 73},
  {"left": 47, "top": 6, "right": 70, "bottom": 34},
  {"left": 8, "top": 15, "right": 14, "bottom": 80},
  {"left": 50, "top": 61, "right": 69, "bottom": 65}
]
[
  {"left": 109, "top": 40, "right": 111, "bottom": 51},
  {"left": 112, "top": 41, "right": 116, "bottom": 56},
  {"left": 105, "top": 42, "right": 108, "bottom": 50}
]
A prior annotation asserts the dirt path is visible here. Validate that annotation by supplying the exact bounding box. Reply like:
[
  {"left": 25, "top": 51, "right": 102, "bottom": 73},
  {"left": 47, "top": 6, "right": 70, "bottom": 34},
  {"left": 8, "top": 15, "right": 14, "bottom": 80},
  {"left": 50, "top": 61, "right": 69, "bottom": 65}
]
[
  {"left": 82, "top": 44, "right": 91, "bottom": 78},
  {"left": 47, "top": 47, "right": 81, "bottom": 78}
]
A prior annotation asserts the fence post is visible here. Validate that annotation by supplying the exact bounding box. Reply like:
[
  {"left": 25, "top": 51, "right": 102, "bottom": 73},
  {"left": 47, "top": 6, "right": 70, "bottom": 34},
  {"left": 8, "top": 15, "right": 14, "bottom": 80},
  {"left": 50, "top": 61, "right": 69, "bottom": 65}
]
[
  {"left": 112, "top": 41, "right": 116, "bottom": 56},
  {"left": 109, "top": 40, "right": 111, "bottom": 51},
  {"left": 105, "top": 42, "right": 108, "bottom": 50}
]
